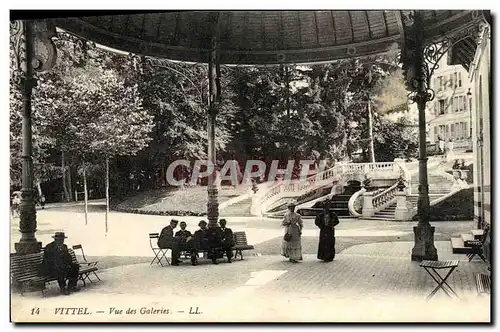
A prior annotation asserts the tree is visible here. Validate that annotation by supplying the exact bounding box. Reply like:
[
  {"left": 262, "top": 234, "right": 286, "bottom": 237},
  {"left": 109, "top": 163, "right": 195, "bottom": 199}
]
[
  {"left": 66, "top": 49, "right": 154, "bottom": 231},
  {"left": 373, "top": 117, "right": 418, "bottom": 161}
]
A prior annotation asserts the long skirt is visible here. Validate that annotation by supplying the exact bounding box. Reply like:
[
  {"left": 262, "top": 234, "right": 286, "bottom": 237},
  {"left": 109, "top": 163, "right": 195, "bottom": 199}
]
[
  {"left": 281, "top": 225, "right": 302, "bottom": 260},
  {"left": 317, "top": 227, "right": 335, "bottom": 261}
]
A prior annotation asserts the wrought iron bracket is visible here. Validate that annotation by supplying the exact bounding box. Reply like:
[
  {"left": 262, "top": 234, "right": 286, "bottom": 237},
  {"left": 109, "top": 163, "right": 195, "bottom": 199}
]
[{"left": 399, "top": 11, "right": 488, "bottom": 106}]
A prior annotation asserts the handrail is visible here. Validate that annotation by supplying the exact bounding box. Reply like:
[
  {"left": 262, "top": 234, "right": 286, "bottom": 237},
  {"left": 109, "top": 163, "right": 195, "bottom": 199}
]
[
  {"left": 371, "top": 181, "right": 400, "bottom": 212},
  {"left": 257, "top": 161, "right": 401, "bottom": 215},
  {"left": 348, "top": 187, "right": 366, "bottom": 217}
]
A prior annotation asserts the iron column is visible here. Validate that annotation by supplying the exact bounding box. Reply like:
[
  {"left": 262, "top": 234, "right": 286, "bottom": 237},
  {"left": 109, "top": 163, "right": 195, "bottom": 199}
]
[{"left": 13, "top": 20, "right": 42, "bottom": 254}]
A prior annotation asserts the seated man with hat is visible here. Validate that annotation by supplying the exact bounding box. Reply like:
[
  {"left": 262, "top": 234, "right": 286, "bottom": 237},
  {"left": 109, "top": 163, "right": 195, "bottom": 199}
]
[
  {"left": 191, "top": 220, "right": 210, "bottom": 266},
  {"left": 218, "top": 219, "right": 234, "bottom": 263},
  {"left": 39, "top": 232, "right": 80, "bottom": 295},
  {"left": 158, "top": 219, "right": 179, "bottom": 264},
  {"left": 171, "top": 221, "right": 195, "bottom": 265}
]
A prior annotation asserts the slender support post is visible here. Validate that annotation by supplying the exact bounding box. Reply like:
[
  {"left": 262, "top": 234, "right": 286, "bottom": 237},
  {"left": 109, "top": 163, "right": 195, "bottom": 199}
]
[
  {"left": 400, "top": 11, "right": 437, "bottom": 261},
  {"left": 83, "top": 161, "right": 89, "bottom": 225},
  {"left": 105, "top": 156, "right": 109, "bottom": 234},
  {"left": 367, "top": 94, "right": 375, "bottom": 163},
  {"left": 14, "top": 20, "right": 41, "bottom": 254},
  {"left": 206, "top": 37, "right": 219, "bottom": 228}
]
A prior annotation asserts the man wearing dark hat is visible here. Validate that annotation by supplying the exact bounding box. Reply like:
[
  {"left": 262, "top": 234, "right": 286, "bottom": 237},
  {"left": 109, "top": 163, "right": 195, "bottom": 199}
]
[
  {"left": 171, "top": 221, "right": 194, "bottom": 265},
  {"left": 39, "top": 232, "right": 80, "bottom": 295},
  {"left": 158, "top": 219, "right": 179, "bottom": 264},
  {"left": 219, "top": 219, "right": 234, "bottom": 263},
  {"left": 205, "top": 222, "right": 225, "bottom": 265},
  {"left": 191, "top": 220, "right": 209, "bottom": 266}
]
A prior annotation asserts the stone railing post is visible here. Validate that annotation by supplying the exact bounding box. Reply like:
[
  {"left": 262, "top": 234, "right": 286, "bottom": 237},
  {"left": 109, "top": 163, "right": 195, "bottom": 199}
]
[
  {"left": 250, "top": 192, "right": 263, "bottom": 216},
  {"left": 394, "top": 191, "right": 409, "bottom": 221},
  {"left": 362, "top": 191, "right": 374, "bottom": 217}
]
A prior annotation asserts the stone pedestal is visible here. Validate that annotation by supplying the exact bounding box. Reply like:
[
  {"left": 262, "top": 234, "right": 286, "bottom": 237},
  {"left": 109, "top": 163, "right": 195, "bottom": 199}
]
[
  {"left": 411, "top": 225, "right": 438, "bottom": 261},
  {"left": 15, "top": 241, "right": 42, "bottom": 255},
  {"left": 362, "top": 191, "right": 374, "bottom": 217},
  {"left": 394, "top": 191, "right": 409, "bottom": 221},
  {"left": 250, "top": 192, "right": 262, "bottom": 217}
]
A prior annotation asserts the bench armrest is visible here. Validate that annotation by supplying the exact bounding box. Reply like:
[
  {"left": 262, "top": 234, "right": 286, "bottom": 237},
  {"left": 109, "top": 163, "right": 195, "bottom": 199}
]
[{"left": 78, "top": 261, "right": 98, "bottom": 266}]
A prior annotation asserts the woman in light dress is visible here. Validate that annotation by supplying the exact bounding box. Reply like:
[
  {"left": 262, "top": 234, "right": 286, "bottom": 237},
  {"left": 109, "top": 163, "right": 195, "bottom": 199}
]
[
  {"left": 446, "top": 138, "right": 455, "bottom": 162},
  {"left": 281, "top": 201, "right": 303, "bottom": 263}
]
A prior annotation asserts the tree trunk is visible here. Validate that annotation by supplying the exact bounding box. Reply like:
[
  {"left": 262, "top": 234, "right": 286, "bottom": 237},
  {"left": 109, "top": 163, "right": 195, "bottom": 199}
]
[
  {"left": 35, "top": 180, "right": 42, "bottom": 198},
  {"left": 367, "top": 95, "right": 376, "bottom": 163},
  {"left": 105, "top": 156, "right": 109, "bottom": 234},
  {"left": 61, "top": 151, "right": 70, "bottom": 202},
  {"left": 83, "top": 161, "right": 88, "bottom": 225},
  {"left": 67, "top": 164, "right": 73, "bottom": 201}
]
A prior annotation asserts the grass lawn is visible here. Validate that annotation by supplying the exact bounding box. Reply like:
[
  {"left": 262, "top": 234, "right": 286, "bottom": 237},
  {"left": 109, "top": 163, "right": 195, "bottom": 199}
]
[{"left": 115, "top": 185, "right": 249, "bottom": 215}]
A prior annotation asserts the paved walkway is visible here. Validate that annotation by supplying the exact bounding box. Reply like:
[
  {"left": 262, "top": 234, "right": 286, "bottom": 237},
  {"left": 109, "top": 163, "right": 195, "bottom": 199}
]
[
  {"left": 11, "top": 241, "right": 490, "bottom": 323},
  {"left": 11, "top": 206, "right": 489, "bottom": 322}
]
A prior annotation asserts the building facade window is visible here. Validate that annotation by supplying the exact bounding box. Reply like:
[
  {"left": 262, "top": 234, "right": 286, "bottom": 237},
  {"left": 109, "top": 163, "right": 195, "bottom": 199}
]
[
  {"left": 458, "top": 72, "right": 462, "bottom": 87},
  {"left": 454, "top": 72, "right": 458, "bottom": 88},
  {"left": 439, "top": 99, "right": 445, "bottom": 114}
]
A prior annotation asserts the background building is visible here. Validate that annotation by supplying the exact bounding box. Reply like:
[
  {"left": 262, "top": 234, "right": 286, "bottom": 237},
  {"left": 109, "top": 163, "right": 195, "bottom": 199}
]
[{"left": 427, "top": 52, "right": 473, "bottom": 151}]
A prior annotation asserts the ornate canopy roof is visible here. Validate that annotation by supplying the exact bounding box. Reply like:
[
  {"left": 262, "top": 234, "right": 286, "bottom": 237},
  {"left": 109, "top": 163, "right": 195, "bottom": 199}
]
[{"left": 52, "top": 10, "right": 487, "bottom": 65}]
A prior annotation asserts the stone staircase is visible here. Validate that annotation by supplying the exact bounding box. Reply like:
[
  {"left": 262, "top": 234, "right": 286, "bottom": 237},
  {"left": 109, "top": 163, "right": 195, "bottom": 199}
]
[
  {"left": 451, "top": 229, "right": 485, "bottom": 254},
  {"left": 410, "top": 174, "right": 453, "bottom": 195},
  {"left": 220, "top": 198, "right": 252, "bottom": 217},
  {"left": 370, "top": 173, "right": 454, "bottom": 220},
  {"left": 372, "top": 202, "right": 397, "bottom": 220}
]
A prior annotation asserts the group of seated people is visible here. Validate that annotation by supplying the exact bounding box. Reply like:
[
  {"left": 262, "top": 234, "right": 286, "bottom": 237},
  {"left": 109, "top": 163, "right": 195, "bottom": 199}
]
[{"left": 157, "top": 218, "right": 235, "bottom": 266}]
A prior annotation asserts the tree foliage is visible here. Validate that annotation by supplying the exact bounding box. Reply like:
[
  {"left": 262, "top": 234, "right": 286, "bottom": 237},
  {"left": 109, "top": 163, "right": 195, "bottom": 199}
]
[{"left": 10, "top": 36, "right": 415, "bottom": 198}]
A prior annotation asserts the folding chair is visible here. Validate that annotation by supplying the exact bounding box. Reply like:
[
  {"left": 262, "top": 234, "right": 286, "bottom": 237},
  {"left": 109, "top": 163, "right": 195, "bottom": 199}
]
[
  {"left": 72, "top": 244, "right": 101, "bottom": 284},
  {"left": 420, "top": 260, "right": 460, "bottom": 300},
  {"left": 466, "top": 226, "right": 489, "bottom": 262},
  {"left": 149, "top": 233, "right": 170, "bottom": 266}
]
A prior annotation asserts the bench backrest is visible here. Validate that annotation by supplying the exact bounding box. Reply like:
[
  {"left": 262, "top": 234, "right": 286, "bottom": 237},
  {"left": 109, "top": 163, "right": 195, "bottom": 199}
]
[
  {"left": 68, "top": 248, "right": 79, "bottom": 264},
  {"left": 481, "top": 225, "right": 490, "bottom": 244},
  {"left": 233, "top": 231, "right": 248, "bottom": 246},
  {"left": 72, "top": 244, "right": 89, "bottom": 262},
  {"left": 10, "top": 251, "right": 44, "bottom": 282},
  {"left": 11, "top": 248, "right": 80, "bottom": 283},
  {"left": 149, "top": 233, "right": 160, "bottom": 249}
]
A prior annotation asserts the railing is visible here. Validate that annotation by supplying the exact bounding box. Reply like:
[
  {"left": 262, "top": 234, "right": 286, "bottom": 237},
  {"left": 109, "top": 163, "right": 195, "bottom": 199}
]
[
  {"left": 338, "top": 162, "right": 397, "bottom": 175},
  {"left": 348, "top": 188, "right": 366, "bottom": 217},
  {"left": 453, "top": 138, "right": 473, "bottom": 150},
  {"left": 371, "top": 182, "right": 400, "bottom": 212},
  {"left": 256, "top": 161, "right": 407, "bottom": 216},
  {"left": 256, "top": 165, "right": 341, "bottom": 215}
]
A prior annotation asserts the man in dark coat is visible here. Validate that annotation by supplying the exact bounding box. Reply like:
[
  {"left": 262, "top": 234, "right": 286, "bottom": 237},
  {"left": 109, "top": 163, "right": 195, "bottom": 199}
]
[
  {"left": 314, "top": 200, "right": 340, "bottom": 262},
  {"left": 219, "top": 219, "right": 234, "bottom": 263},
  {"left": 205, "top": 223, "right": 225, "bottom": 265},
  {"left": 158, "top": 219, "right": 179, "bottom": 265},
  {"left": 39, "top": 232, "right": 80, "bottom": 295},
  {"left": 191, "top": 220, "right": 209, "bottom": 266},
  {"left": 172, "top": 221, "right": 194, "bottom": 265}
]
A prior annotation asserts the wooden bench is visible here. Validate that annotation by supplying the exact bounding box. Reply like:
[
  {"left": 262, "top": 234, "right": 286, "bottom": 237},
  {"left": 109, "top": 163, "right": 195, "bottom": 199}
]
[
  {"left": 176, "top": 231, "right": 254, "bottom": 262},
  {"left": 10, "top": 248, "right": 99, "bottom": 296},
  {"left": 475, "top": 273, "right": 491, "bottom": 295},
  {"left": 10, "top": 251, "right": 55, "bottom": 296},
  {"left": 233, "top": 231, "right": 254, "bottom": 260}
]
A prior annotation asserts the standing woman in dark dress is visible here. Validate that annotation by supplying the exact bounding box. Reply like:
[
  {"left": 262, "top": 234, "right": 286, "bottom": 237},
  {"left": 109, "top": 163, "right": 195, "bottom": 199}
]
[{"left": 315, "top": 200, "right": 340, "bottom": 262}]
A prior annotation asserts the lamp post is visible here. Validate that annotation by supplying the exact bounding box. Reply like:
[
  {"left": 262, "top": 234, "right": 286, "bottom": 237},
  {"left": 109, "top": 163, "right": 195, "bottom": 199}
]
[
  {"left": 400, "top": 11, "right": 438, "bottom": 261},
  {"left": 467, "top": 88, "right": 473, "bottom": 138}
]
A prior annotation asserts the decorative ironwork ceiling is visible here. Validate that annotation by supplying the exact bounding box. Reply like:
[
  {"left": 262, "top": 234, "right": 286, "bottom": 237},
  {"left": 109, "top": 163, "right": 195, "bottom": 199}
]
[{"left": 52, "top": 10, "right": 488, "bottom": 65}]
